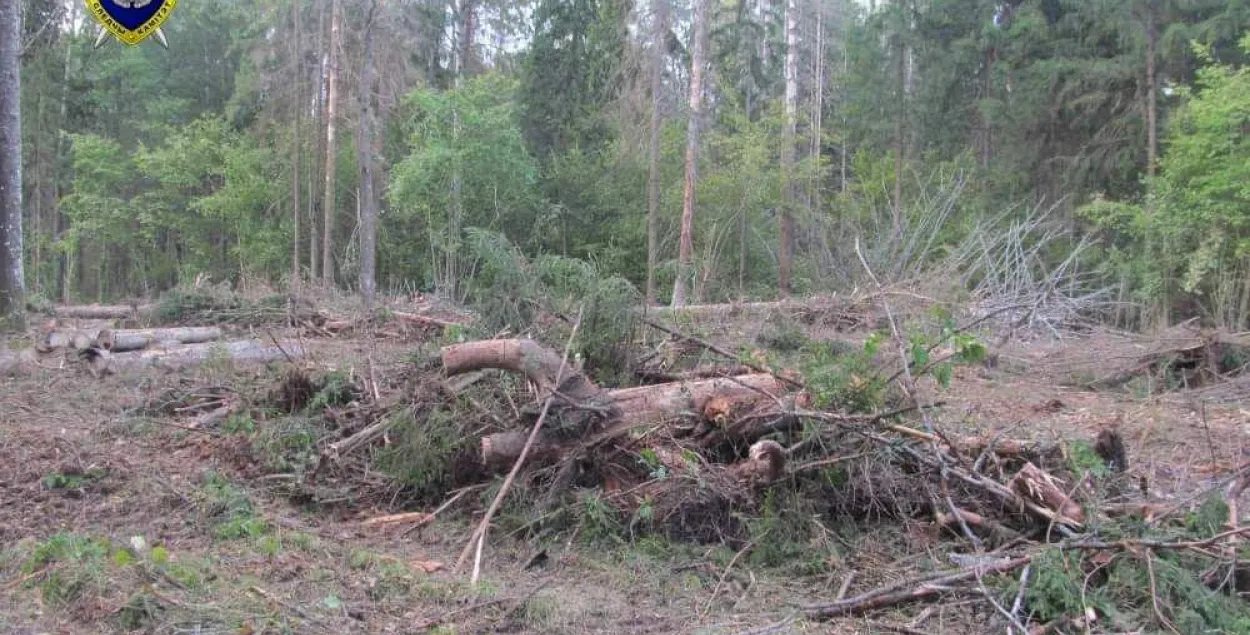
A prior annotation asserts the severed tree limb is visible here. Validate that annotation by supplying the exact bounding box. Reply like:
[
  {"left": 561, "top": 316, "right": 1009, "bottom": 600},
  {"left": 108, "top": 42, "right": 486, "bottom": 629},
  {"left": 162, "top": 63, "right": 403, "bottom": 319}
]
[
  {"left": 801, "top": 556, "right": 1033, "bottom": 619},
  {"left": 478, "top": 374, "right": 786, "bottom": 470},
  {"left": 454, "top": 308, "right": 584, "bottom": 579}
]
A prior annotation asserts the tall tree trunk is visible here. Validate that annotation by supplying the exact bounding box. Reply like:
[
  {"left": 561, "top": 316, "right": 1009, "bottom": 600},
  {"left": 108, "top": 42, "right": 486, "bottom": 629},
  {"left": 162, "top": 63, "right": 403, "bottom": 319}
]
[
  {"left": 291, "top": 0, "right": 303, "bottom": 294},
  {"left": 31, "top": 90, "right": 42, "bottom": 296},
  {"left": 670, "top": 0, "right": 708, "bottom": 308},
  {"left": 645, "top": 0, "right": 666, "bottom": 306},
  {"left": 57, "top": 2, "right": 76, "bottom": 303},
  {"left": 310, "top": 0, "right": 327, "bottom": 281},
  {"left": 779, "top": 0, "right": 798, "bottom": 298},
  {"left": 840, "top": 34, "right": 848, "bottom": 194},
  {"left": 810, "top": 3, "right": 824, "bottom": 220},
  {"left": 1144, "top": 2, "right": 1157, "bottom": 180},
  {"left": 891, "top": 0, "right": 906, "bottom": 237},
  {"left": 0, "top": 0, "right": 23, "bottom": 325},
  {"left": 322, "top": 0, "right": 341, "bottom": 286},
  {"left": 459, "top": 0, "right": 476, "bottom": 78},
  {"left": 357, "top": 0, "right": 380, "bottom": 309}
]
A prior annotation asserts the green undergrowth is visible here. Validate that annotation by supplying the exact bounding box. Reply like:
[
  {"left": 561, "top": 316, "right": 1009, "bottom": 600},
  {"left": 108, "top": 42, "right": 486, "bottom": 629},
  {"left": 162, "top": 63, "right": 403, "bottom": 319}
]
[
  {"left": 463, "top": 229, "right": 641, "bottom": 386},
  {"left": 373, "top": 406, "right": 474, "bottom": 501},
  {"left": 999, "top": 497, "right": 1250, "bottom": 633},
  {"left": 6, "top": 532, "right": 216, "bottom": 630},
  {"left": 194, "top": 471, "right": 270, "bottom": 540}
]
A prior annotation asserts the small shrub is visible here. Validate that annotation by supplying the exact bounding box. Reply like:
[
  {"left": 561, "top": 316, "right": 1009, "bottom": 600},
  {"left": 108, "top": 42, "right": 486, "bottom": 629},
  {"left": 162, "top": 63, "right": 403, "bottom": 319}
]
[
  {"left": 194, "top": 471, "right": 270, "bottom": 540},
  {"left": 42, "top": 466, "right": 107, "bottom": 490},
  {"left": 802, "top": 335, "right": 888, "bottom": 413},
  {"left": 252, "top": 416, "right": 320, "bottom": 473},
  {"left": 20, "top": 533, "right": 113, "bottom": 609},
  {"left": 373, "top": 407, "right": 468, "bottom": 500}
]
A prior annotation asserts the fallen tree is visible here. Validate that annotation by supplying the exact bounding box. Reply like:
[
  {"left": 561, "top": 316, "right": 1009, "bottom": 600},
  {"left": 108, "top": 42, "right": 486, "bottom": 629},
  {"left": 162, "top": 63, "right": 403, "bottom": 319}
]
[
  {"left": 91, "top": 339, "right": 306, "bottom": 374},
  {"left": 38, "top": 326, "right": 223, "bottom": 352},
  {"left": 108, "top": 339, "right": 305, "bottom": 370},
  {"left": 440, "top": 338, "right": 788, "bottom": 470},
  {"left": 47, "top": 303, "right": 156, "bottom": 320}
]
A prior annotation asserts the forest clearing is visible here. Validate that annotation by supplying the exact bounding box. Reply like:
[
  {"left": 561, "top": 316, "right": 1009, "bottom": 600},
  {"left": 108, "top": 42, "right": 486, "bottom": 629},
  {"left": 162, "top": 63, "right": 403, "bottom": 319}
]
[
  {"left": 1, "top": 281, "right": 1247, "bottom": 634},
  {"left": 3, "top": 0, "right": 1250, "bottom": 633}
]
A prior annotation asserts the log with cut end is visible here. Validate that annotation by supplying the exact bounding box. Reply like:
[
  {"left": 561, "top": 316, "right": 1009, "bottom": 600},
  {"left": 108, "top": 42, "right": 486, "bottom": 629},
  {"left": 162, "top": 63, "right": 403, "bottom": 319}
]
[
  {"left": 104, "top": 339, "right": 306, "bottom": 372},
  {"left": 1009, "top": 462, "right": 1085, "bottom": 525},
  {"left": 441, "top": 339, "right": 591, "bottom": 395},
  {"left": 479, "top": 373, "right": 786, "bottom": 469},
  {"left": 51, "top": 304, "right": 156, "bottom": 320},
  {"left": 110, "top": 327, "right": 223, "bottom": 351},
  {"left": 39, "top": 326, "right": 223, "bottom": 352},
  {"left": 37, "top": 328, "right": 116, "bottom": 352}
]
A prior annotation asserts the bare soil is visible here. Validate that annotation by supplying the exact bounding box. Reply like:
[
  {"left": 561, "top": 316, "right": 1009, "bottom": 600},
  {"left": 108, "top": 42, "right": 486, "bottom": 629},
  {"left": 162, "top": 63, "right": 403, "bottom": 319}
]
[{"left": 1, "top": 312, "right": 1246, "bottom": 635}]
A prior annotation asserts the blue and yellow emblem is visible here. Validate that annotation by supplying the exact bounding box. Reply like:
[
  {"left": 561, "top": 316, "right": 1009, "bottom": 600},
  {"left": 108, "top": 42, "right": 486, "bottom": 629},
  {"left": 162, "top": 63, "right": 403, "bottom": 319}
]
[{"left": 85, "top": 0, "right": 178, "bottom": 47}]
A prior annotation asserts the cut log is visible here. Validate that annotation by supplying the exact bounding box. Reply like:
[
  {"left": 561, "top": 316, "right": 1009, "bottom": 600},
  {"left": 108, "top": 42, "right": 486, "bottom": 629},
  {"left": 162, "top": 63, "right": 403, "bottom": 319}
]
[
  {"left": 635, "top": 364, "right": 755, "bottom": 383},
  {"left": 104, "top": 339, "right": 306, "bottom": 373},
  {"left": 37, "top": 327, "right": 116, "bottom": 352},
  {"left": 479, "top": 373, "right": 786, "bottom": 470},
  {"left": 51, "top": 304, "right": 156, "bottom": 320},
  {"left": 110, "top": 327, "right": 223, "bottom": 352},
  {"left": 442, "top": 339, "right": 591, "bottom": 395},
  {"left": 38, "top": 326, "right": 223, "bottom": 352},
  {"left": 1009, "top": 462, "right": 1085, "bottom": 525}
]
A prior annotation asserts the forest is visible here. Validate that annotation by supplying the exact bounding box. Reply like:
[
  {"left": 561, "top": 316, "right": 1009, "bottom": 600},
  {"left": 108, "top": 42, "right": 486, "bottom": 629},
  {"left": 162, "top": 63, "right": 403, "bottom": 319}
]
[
  {"left": 1, "top": 1, "right": 1250, "bottom": 634},
  {"left": 0, "top": 0, "right": 1245, "bottom": 327}
]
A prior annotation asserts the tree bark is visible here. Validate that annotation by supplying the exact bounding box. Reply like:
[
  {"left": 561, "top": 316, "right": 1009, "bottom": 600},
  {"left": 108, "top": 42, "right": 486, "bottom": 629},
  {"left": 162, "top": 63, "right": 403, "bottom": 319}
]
[
  {"left": 459, "top": 0, "right": 476, "bottom": 77},
  {"left": 38, "top": 326, "right": 223, "bottom": 352},
  {"left": 321, "top": 0, "right": 342, "bottom": 286},
  {"left": 357, "top": 0, "right": 380, "bottom": 309},
  {"left": 309, "top": 0, "right": 327, "bottom": 281},
  {"left": 291, "top": 0, "right": 304, "bottom": 294},
  {"left": 810, "top": 3, "right": 824, "bottom": 219},
  {"left": 1144, "top": 1, "right": 1158, "bottom": 179},
  {"left": 779, "top": 0, "right": 798, "bottom": 298},
  {"left": 49, "top": 303, "right": 156, "bottom": 320},
  {"left": 0, "top": 0, "right": 24, "bottom": 327},
  {"left": 105, "top": 339, "right": 307, "bottom": 372},
  {"left": 56, "top": 5, "right": 75, "bottom": 302},
  {"left": 645, "top": 0, "right": 667, "bottom": 307},
  {"left": 670, "top": 0, "right": 708, "bottom": 308},
  {"left": 891, "top": 0, "right": 908, "bottom": 237},
  {"left": 479, "top": 373, "right": 786, "bottom": 469}
]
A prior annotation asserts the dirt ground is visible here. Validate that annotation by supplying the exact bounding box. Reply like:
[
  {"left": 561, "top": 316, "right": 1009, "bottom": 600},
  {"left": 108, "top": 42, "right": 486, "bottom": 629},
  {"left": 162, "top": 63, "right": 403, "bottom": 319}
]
[{"left": 1, "top": 311, "right": 1247, "bottom": 635}]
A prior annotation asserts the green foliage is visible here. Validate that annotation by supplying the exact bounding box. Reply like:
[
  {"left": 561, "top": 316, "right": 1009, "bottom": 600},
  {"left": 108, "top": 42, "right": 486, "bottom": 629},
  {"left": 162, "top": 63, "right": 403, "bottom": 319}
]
[
  {"left": 194, "top": 471, "right": 270, "bottom": 540},
  {"left": 1066, "top": 439, "right": 1112, "bottom": 479},
  {"left": 1012, "top": 518, "right": 1250, "bottom": 632},
  {"left": 20, "top": 534, "right": 113, "bottom": 608},
  {"left": 742, "top": 490, "right": 831, "bottom": 574},
  {"left": 306, "top": 370, "right": 359, "bottom": 413},
  {"left": 519, "top": 0, "right": 630, "bottom": 160},
  {"left": 802, "top": 336, "right": 889, "bottom": 414},
  {"left": 387, "top": 74, "right": 541, "bottom": 292},
  {"left": 252, "top": 416, "right": 320, "bottom": 474},
  {"left": 1082, "top": 36, "right": 1250, "bottom": 327},
  {"left": 41, "top": 466, "right": 107, "bottom": 490},
  {"left": 373, "top": 408, "right": 466, "bottom": 500},
  {"left": 462, "top": 230, "right": 641, "bottom": 384}
]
